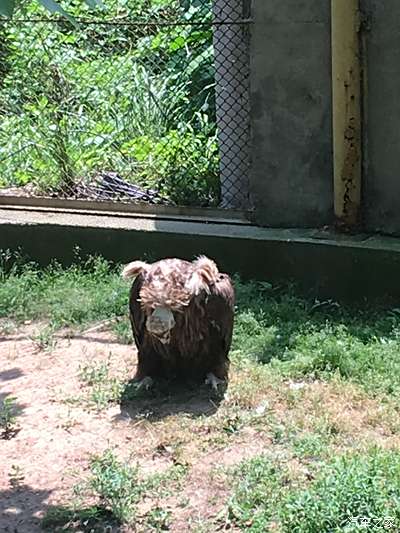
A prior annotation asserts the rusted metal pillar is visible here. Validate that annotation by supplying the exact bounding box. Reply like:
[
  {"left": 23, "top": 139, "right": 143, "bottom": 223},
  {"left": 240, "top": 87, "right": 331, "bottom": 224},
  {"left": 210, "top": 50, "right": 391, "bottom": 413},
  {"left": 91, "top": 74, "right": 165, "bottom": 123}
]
[{"left": 331, "top": 0, "right": 362, "bottom": 228}]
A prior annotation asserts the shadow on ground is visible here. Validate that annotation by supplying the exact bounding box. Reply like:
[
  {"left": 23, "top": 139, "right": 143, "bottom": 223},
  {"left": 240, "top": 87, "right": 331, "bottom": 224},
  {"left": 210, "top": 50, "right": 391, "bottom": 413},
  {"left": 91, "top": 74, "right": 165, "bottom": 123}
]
[
  {"left": 64, "top": 333, "right": 129, "bottom": 346},
  {"left": 41, "top": 504, "right": 118, "bottom": 532},
  {"left": 0, "top": 484, "right": 118, "bottom": 533},
  {"left": 0, "top": 485, "right": 51, "bottom": 533},
  {"left": 0, "top": 335, "right": 28, "bottom": 343},
  {"left": 0, "top": 368, "right": 24, "bottom": 381},
  {"left": 116, "top": 379, "right": 227, "bottom": 422}
]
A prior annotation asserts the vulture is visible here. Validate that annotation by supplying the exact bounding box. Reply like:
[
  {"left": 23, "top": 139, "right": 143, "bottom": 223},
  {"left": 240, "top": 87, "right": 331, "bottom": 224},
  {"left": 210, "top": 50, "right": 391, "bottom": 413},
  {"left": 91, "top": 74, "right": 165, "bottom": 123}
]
[{"left": 122, "top": 256, "right": 235, "bottom": 390}]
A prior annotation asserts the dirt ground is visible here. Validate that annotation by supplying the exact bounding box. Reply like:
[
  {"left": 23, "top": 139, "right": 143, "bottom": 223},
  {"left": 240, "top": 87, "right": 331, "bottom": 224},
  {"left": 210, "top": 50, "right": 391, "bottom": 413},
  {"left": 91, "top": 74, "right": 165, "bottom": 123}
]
[{"left": 0, "top": 326, "right": 267, "bottom": 532}]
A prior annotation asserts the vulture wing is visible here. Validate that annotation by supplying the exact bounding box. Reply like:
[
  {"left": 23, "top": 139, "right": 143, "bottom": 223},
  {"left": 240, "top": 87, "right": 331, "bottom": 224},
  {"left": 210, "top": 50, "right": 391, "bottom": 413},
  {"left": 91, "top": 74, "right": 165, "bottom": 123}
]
[
  {"left": 129, "top": 273, "right": 146, "bottom": 350},
  {"left": 204, "top": 274, "right": 235, "bottom": 377}
]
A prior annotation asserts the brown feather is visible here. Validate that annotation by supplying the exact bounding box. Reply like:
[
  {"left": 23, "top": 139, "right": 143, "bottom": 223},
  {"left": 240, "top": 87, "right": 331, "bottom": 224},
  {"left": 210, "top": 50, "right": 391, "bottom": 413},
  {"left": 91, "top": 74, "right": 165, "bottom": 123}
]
[{"left": 124, "top": 257, "right": 235, "bottom": 383}]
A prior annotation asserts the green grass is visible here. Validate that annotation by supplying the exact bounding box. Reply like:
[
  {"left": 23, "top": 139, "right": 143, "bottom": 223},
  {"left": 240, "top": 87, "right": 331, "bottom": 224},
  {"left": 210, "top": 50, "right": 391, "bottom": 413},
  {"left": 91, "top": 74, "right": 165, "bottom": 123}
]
[
  {"left": 227, "top": 448, "right": 400, "bottom": 532},
  {"left": 0, "top": 254, "right": 127, "bottom": 330},
  {"left": 232, "top": 280, "right": 400, "bottom": 396}
]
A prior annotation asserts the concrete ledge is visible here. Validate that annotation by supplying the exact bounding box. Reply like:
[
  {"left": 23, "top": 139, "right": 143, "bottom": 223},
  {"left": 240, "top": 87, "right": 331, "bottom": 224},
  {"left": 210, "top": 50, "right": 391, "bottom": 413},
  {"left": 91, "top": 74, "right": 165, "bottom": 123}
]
[{"left": 1, "top": 207, "right": 400, "bottom": 302}]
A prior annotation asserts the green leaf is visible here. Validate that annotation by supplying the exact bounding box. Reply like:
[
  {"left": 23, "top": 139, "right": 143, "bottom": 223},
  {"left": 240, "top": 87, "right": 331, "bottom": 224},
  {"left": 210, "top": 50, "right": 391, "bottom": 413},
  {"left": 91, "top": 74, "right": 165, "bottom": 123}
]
[
  {"left": 169, "top": 36, "right": 186, "bottom": 52},
  {"left": 0, "top": 0, "right": 16, "bottom": 17},
  {"left": 39, "top": 0, "right": 77, "bottom": 26}
]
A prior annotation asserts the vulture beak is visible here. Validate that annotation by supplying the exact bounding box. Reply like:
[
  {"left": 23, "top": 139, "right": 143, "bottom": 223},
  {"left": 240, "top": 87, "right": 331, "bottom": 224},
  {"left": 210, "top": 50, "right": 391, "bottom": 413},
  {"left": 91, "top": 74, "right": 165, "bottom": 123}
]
[{"left": 146, "top": 307, "right": 175, "bottom": 343}]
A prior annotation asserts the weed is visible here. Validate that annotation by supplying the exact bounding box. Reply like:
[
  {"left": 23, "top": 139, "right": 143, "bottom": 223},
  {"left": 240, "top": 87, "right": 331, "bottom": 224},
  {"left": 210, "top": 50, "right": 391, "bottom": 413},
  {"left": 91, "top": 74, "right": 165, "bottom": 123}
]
[
  {"left": 0, "top": 396, "right": 19, "bottom": 438},
  {"left": 144, "top": 506, "right": 172, "bottom": 531},
  {"left": 8, "top": 464, "right": 25, "bottom": 489},
  {"left": 31, "top": 324, "right": 58, "bottom": 352},
  {"left": 78, "top": 359, "right": 125, "bottom": 410},
  {"left": 79, "top": 360, "right": 110, "bottom": 387},
  {"left": 88, "top": 450, "right": 141, "bottom": 524}
]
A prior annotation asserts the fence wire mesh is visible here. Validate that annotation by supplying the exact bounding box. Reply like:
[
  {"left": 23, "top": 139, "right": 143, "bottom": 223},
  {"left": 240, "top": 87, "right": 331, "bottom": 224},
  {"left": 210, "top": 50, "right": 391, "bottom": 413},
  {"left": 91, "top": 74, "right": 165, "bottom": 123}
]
[{"left": 0, "top": 0, "right": 251, "bottom": 210}]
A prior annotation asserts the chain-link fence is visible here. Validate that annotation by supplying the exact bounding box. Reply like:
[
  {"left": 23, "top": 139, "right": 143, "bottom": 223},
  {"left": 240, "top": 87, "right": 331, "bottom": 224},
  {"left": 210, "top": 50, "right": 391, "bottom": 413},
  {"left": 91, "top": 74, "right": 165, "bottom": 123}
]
[{"left": 0, "top": 0, "right": 251, "bottom": 210}]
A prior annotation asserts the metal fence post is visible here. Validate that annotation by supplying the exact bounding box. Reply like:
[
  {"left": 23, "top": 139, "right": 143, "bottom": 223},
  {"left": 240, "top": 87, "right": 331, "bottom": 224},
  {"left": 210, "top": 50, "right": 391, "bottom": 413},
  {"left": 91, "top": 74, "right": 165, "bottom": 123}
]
[{"left": 212, "top": 0, "right": 250, "bottom": 209}]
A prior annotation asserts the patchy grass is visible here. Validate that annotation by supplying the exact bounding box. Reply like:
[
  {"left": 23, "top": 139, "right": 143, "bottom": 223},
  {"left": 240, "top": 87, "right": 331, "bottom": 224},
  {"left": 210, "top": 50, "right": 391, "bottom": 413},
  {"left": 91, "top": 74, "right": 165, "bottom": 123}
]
[
  {"left": 2, "top": 254, "right": 400, "bottom": 531},
  {"left": 227, "top": 448, "right": 400, "bottom": 532},
  {"left": 2, "top": 256, "right": 400, "bottom": 396},
  {"left": 42, "top": 449, "right": 187, "bottom": 531},
  {"left": 41, "top": 506, "right": 116, "bottom": 533}
]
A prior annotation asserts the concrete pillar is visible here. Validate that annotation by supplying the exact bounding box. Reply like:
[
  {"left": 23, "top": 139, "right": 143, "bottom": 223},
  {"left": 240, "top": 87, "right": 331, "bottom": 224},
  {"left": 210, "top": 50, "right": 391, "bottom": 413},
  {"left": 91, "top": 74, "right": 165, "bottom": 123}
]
[
  {"left": 249, "top": 0, "right": 333, "bottom": 227},
  {"left": 363, "top": 1, "right": 400, "bottom": 236}
]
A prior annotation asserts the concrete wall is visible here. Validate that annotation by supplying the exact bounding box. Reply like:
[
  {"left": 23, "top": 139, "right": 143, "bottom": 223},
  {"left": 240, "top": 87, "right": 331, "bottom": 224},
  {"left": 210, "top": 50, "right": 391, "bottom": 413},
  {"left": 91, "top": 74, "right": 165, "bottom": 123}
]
[
  {"left": 249, "top": 0, "right": 333, "bottom": 227},
  {"left": 363, "top": 1, "right": 400, "bottom": 236},
  {"left": 2, "top": 209, "right": 400, "bottom": 302},
  {"left": 248, "top": 0, "right": 400, "bottom": 236}
]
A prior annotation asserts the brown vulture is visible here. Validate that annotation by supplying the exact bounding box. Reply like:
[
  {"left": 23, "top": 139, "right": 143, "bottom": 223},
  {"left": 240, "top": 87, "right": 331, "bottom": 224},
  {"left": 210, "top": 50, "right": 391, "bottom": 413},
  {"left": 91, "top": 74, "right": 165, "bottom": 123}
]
[{"left": 122, "top": 256, "right": 235, "bottom": 390}]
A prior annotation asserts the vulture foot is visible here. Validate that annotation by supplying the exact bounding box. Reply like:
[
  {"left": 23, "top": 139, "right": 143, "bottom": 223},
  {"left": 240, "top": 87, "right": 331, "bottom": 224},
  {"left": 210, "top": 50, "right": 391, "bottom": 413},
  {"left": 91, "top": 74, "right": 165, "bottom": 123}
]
[
  {"left": 205, "top": 373, "right": 225, "bottom": 391},
  {"left": 134, "top": 376, "right": 154, "bottom": 391}
]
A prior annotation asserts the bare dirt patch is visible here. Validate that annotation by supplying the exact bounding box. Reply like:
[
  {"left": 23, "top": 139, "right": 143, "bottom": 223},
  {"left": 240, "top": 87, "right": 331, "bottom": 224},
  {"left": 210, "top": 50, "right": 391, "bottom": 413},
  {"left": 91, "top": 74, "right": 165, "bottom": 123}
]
[
  {"left": 0, "top": 327, "right": 269, "bottom": 532},
  {"left": 0, "top": 328, "right": 136, "bottom": 532}
]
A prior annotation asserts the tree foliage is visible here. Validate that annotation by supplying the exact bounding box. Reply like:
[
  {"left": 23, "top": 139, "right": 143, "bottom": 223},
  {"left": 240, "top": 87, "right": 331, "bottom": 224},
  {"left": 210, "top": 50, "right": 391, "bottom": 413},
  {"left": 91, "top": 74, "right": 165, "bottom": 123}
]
[{"left": 0, "top": 0, "right": 102, "bottom": 21}]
